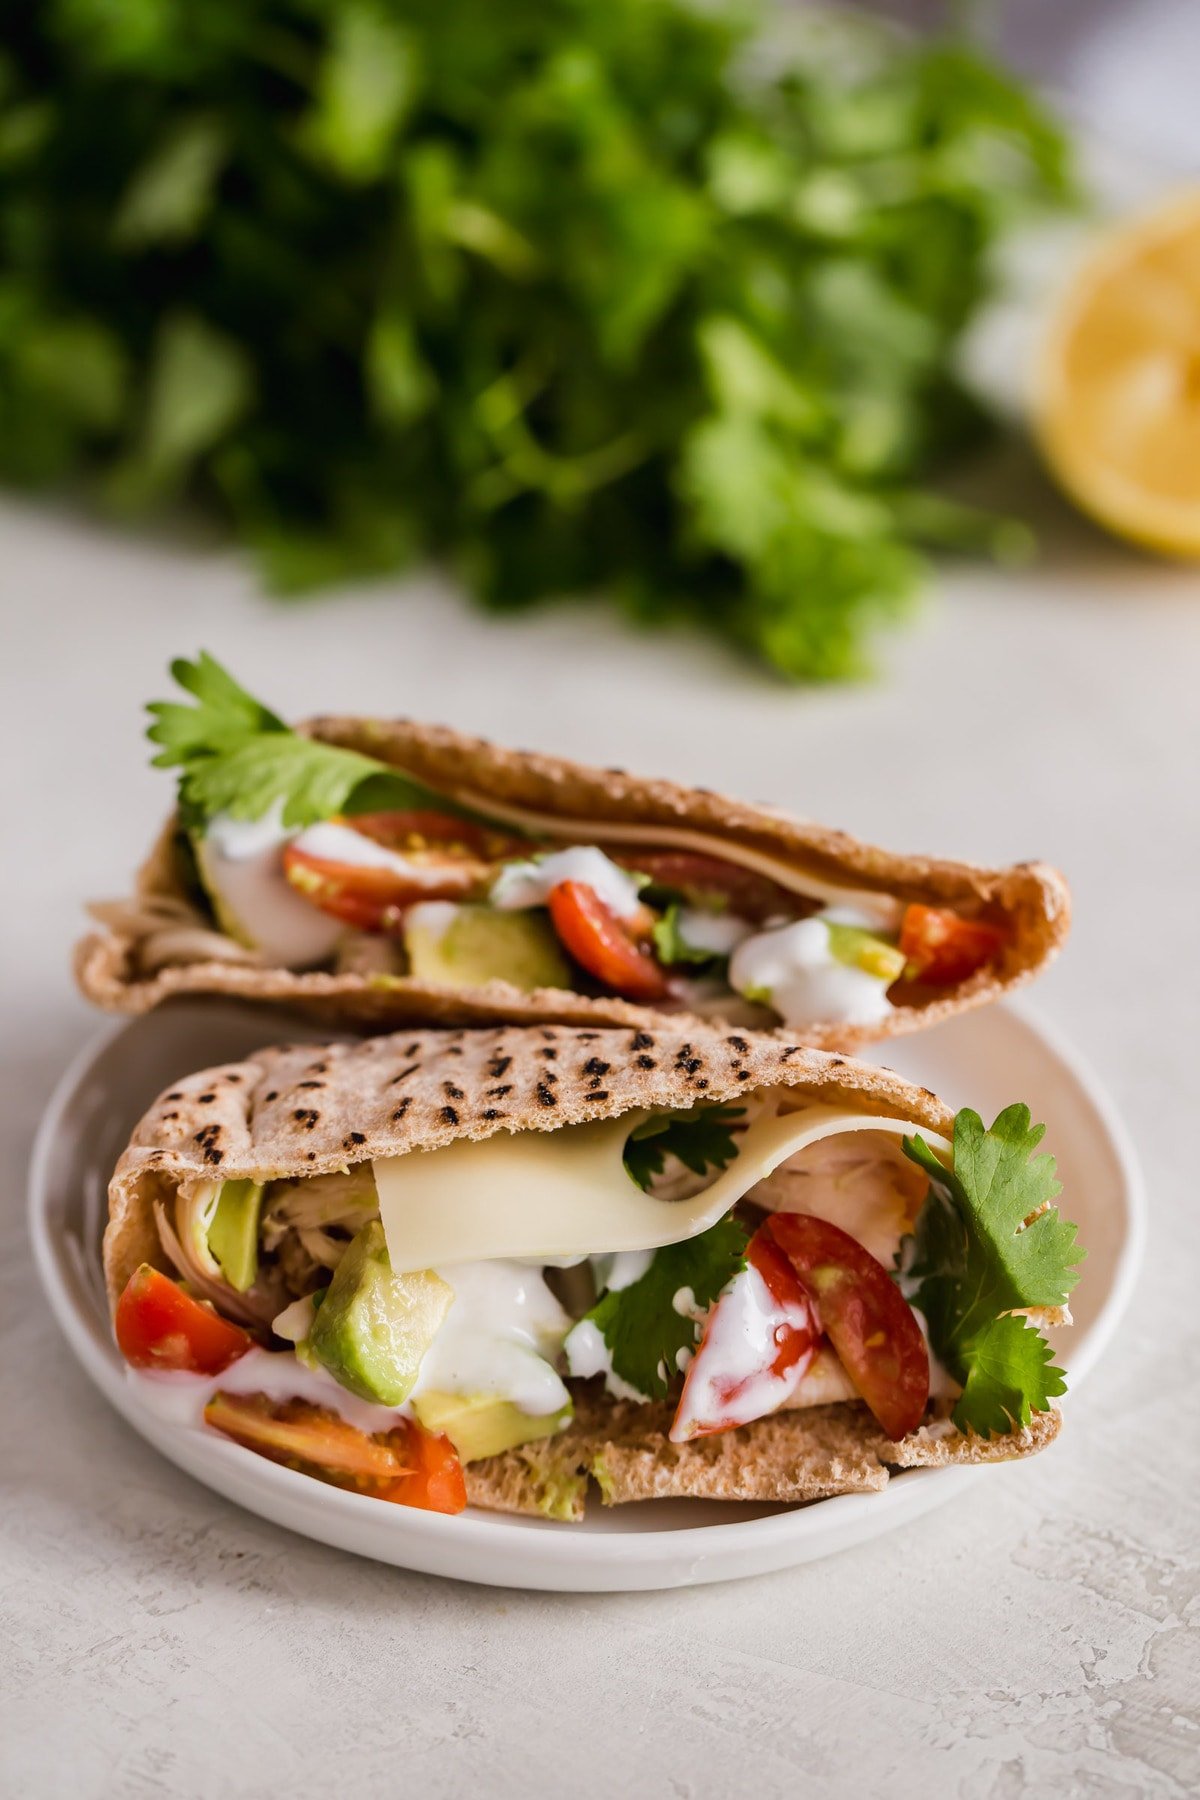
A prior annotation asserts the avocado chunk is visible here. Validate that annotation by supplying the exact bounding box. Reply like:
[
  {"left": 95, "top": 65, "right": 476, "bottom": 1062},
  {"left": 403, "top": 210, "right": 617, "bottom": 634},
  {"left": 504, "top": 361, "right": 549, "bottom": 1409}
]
[
  {"left": 308, "top": 1221, "right": 453, "bottom": 1405},
  {"left": 405, "top": 903, "right": 570, "bottom": 993},
  {"left": 825, "top": 921, "right": 906, "bottom": 983},
  {"left": 207, "top": 1179, "right": 266, "bottom": 1292},
  {"left": 412, "top": 1391, "right": 573, "bottom": 1463}
]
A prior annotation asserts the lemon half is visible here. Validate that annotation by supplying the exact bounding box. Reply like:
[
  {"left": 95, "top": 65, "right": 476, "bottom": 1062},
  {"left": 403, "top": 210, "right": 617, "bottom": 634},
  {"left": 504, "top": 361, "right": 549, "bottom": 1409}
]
[{"left": 1035, "top": 189, "right": 1200, "bottom": 560}]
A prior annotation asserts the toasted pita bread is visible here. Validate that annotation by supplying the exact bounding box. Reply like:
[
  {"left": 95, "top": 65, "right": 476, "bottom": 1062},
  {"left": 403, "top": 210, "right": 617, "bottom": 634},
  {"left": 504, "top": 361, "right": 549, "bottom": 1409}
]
[
  {"left": 466, "top": 1388, "right": 1062, "bottom": 1519},
  {"left": 104, "top": 1020, "right": 1063, "bottom": 1514},
  {"left": 76, "top": 717, "right": 1070, "bottom": 1050}
]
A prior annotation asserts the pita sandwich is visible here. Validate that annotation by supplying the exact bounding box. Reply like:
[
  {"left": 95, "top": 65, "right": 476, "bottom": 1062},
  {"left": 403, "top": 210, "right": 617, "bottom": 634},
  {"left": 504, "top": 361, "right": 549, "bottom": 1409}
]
[
  {"left": 77, "top": 656, "right": 1070, "bottom": 1051},
  {"left": 106, "top": 1019, "right": 1079, "bottom": 1522}
]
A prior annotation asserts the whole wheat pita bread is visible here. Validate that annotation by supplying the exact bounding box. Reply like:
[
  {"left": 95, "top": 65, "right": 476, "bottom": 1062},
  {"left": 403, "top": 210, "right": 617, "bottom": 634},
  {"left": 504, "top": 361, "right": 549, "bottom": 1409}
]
[
  {"left": 76, "top": 716, "right": 1070, "bottom": 1050},
  {"left": 465, "top": 1388, "right": 1062, "bottom": 1519},
  {"left": 104, "top": 1020, "right": 1063, "bottom": 1514}
]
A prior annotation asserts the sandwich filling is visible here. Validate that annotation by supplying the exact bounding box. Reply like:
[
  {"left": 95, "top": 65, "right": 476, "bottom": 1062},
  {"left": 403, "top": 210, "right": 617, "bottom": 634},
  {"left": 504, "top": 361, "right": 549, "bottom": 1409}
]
[
  {"left": 114, "top": 1095, "right": 1081, "bottom": 1517},
  {"left": 118, "top": 655, "right": 1016, "bottom": 1032}
]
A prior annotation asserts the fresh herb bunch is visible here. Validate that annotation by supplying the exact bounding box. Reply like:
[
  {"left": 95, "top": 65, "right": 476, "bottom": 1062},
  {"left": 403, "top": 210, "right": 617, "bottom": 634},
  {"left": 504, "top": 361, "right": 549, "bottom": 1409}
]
[
  {"left": 0, "top": 2, "right": 1069, "bottom": 677},
  {"left": 903, "top": 1105, "right": 1083, "bottom": 1435}
]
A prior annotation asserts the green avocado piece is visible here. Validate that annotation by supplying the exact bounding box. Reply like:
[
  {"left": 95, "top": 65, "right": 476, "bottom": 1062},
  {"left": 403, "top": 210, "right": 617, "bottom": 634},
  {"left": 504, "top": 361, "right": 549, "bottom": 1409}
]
[
  {"left": 825, "top": 921, "right": 906, "bottom": 983},
  {"left": 308, "top": 1221, "right": 453, "bottom": 1405},
  {"left": 405, "top": 904, "right": 570, "bottom": 993},
  {"left": 412, "top": 1390, "right": 574, "bottom": 1463},
  {"left": 207, "top": 1179, "right": 266, "bottom": 1292}
]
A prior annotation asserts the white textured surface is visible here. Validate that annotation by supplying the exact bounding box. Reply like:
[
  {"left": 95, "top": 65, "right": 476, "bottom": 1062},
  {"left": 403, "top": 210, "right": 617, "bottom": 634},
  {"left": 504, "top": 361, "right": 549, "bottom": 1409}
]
[{"left": 4, "top": 441, "right": 1200, "bottom": 1787}]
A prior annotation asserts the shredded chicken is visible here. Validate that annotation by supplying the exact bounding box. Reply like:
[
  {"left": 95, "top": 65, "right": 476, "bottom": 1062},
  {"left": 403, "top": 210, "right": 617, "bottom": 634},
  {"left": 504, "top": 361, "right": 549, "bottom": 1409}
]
[
  {"left": 88, "top": 894, "right": 263, "bottom": 973},
  {"left": 752, "top": 1130, "right": 930, "bottom": 1269},
  {"left": 261, "top": 1167, "right": 381, "bottom": 1293},
  {"left": 154, "top": 1199, "right": 281, "bottom": 1327}
]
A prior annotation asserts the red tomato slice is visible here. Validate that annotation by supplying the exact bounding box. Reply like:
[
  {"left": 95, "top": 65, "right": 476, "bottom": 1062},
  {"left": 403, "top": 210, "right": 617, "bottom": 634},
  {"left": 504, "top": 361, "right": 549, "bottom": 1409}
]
[
  {"left": 204, "top": 1393, "right": 466, "bottom": 1512},
  {"left": 282, "top": 819, "right": 492, "bottom": 932},
  {"left": 611, "top": 850, "right": 798, "bottom": 923},
  {"left": 384, "top": 1421, "right": 468, "bottom": 1514},
  {"left": 671, "top": 1227, "right": 819, "bottom": 1442},
  {"left": 548, "top": 880, "right": 671, "bottom": 1001},
  {"left": 899, "top": 904, "right": 1010, "bottom": 986},
  {"left": 115, "top": 1265, "right": 252, "bottom": 1375},
  {"left": 765, "top": 1214, "right": 929, "bottom": 1440}
]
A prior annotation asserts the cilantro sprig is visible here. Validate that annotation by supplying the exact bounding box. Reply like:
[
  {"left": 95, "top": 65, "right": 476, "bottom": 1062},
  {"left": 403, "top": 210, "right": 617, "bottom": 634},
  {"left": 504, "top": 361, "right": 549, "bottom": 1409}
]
[
  {"left": 584, "top": 1217, "right": 749, "bottom": 1401},
  {"left": 148, "top": 652, "right": 485, "bottom": 832},
  {"left": 623, "top": 1105, "right": 745, "bottom": 1192},
  {"left": 902, "top": 1105, "right": 1084, "bottom": 1437}
]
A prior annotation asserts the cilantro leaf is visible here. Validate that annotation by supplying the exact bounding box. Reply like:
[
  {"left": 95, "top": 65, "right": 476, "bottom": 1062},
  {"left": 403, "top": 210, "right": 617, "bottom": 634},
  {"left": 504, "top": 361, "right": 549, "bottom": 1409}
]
[
  {"left": 623, "top": 1105, "right": 745, "bottom": 1192},
  {"left": 954, "top": 1316, "right": 1067, "bottom": 1437},
  {"left": 651, "top": 903, "right": 722, "bottom": 969},
  {"left": 586, "top": 1216, "right": 749, "bottom": 1401},
  {"left": 147, "top": 653, "right": 485, "bottom": 832},
  {"left": 902, "top": 1104, "right": 1083, "bottom": 1436}
]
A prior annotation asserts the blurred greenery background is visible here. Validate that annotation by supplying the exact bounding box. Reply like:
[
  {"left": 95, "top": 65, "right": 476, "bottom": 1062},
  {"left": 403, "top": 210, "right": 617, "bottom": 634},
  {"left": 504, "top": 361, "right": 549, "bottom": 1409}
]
[{"left": 0, "top": 0, "right": 1074, "bottom": 678}]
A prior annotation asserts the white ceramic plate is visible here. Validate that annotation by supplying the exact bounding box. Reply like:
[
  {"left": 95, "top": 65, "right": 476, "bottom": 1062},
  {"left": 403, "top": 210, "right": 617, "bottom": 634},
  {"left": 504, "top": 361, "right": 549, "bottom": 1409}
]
[{"left": 29, "top": 999, "right": 1142, "bottom": 1592}]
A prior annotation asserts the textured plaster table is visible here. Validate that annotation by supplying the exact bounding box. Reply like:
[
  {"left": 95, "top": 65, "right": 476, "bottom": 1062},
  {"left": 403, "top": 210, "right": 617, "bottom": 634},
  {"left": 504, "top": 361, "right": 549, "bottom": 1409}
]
[{"left": 5, "top": 139, "right": 1200, "bottom": 1788}]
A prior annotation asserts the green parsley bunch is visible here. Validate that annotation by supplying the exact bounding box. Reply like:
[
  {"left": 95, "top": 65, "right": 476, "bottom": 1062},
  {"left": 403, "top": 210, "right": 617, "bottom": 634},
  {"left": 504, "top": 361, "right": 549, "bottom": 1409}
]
[{"left": 0, "top": 1, "right": 1069, "bottom": 676}]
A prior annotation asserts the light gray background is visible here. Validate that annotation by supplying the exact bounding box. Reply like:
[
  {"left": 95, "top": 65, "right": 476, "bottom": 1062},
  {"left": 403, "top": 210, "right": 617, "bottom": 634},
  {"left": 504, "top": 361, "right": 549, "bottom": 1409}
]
[{"left": 4, "top": 14, "right": 1200, "bottom": 1796}]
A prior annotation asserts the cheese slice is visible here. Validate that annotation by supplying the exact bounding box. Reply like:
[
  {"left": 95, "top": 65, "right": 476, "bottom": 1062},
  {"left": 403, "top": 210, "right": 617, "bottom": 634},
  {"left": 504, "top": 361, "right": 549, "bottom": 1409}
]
[
  {"left": 446, "top": 789, "right": 901, "bottom": 925},
  {"left": 374, "top": 1103, "right": 951, "bottom": 1274}
]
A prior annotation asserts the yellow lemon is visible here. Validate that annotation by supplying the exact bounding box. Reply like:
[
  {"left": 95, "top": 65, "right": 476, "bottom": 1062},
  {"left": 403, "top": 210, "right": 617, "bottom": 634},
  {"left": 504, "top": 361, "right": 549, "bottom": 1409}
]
[{"left": 1034, "top": 189, "right": 1200, "bottom": 559}]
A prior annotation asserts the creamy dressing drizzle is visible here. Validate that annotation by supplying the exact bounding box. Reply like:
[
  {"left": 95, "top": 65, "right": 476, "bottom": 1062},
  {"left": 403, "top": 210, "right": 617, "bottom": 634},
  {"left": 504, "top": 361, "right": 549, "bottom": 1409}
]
[
  {"left": 411, "top": 1261, "right": 570, "bottom": 1415},
  {"left": 489, "top": 847, "right": 644, "bottom": 919},
  {"left": 290, "top": 821, "right": 460, "bottom": 884},
  {"left": 670, "top": 1258, "right": 816, "bottom": 1441},
  {"left": 128, "top": 1347, "right": 413, "bottom": 1437},
  {"left": 563, "top": 1319, "right": 649, "bottom": 1403},
  {"left": 674, "top": 908, "right": 755, "bottom": 957},
  {"left": 729, "top": 908, "right": 896, "bottom": 1028}
]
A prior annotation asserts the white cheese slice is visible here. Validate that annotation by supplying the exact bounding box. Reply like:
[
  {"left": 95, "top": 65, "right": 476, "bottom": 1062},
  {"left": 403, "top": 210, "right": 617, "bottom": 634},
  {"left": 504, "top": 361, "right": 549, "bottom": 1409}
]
[
  {"left": 374, "top": 1103, "right": 951, "bottom": 1275},
  {"left": 443, "top": 789, "right": 903, "bottom": 927}
]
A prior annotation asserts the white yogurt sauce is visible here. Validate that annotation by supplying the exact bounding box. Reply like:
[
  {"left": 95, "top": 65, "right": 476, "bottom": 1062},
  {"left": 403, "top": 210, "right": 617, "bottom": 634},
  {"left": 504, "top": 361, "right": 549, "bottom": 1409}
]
[
  {"left": 403, "top": 899, "right": 459, "bottom": 944},
  {"left": 563, "top": 1318, "right": 650, "bottom": 1403},
  {"left": 673, "top": 907, "right": 755, "bottom": 957},
  {"left": 197, "top": 808, "right": 345, "bottom": 968},
  {"left": 729, "top": 909, "right": 895, "bottom": 1028},
  {"left": 290, "top": 820, "right": 460, "bottom": 883},
  {"left": 589, "top": 1248, "right": 653, "bottom": 1295},
  {"left": 128, "top": 1346, "right": 413, "bottom": 1437},
  {"left": 411, "top": 1260, "right": 571, "bottom": 1416},
  {"left": 752, "top": 1131, "right": 928, "bottom": 1269},
  {"left": 670, "top": 1259, "right": 816, "bottom": 1441},
  {"left": 490, "top": 847, "right": 644, "bottom": 919}
]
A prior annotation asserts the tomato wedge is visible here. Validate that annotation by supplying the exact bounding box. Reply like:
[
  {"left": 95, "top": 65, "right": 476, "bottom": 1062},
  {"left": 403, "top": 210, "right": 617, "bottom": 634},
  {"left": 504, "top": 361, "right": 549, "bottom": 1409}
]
[
  {"left": 548, "top": 880, "right": 671, "bottom": 1001},
  {"left": 611, "top": 850, "right": 798, "bottom": 923},
  {"left": 282, "top": 845, "right": 434, "bottom": 932},
  {"left": 671, "top": 1226, "right": 819, "bottom": 1442},
  {"left": 205, "top": 1394, "right": 466, "bottom": 1513},
  {"left": 115, "top": 1265, "right": 253, "bottom": 1375},
  {"left": 765, "top": 1214, "right": 929, "bottom": 1440},
  {"left": 385, "top": 1419, "right": 468, "bottom": 1513},
  {"left": 899, "top": 904, "right": 1010, "bottom": 986},
  {"left": 282, "top": 812, "right": 501, "bottom": 933}
]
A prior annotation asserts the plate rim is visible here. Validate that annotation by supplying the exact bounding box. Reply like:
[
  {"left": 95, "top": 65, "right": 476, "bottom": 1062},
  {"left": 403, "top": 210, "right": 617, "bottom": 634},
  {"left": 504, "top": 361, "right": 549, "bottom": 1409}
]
[{"left": 27, "top": 997, "right": 1145, "bottom": 1589}]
